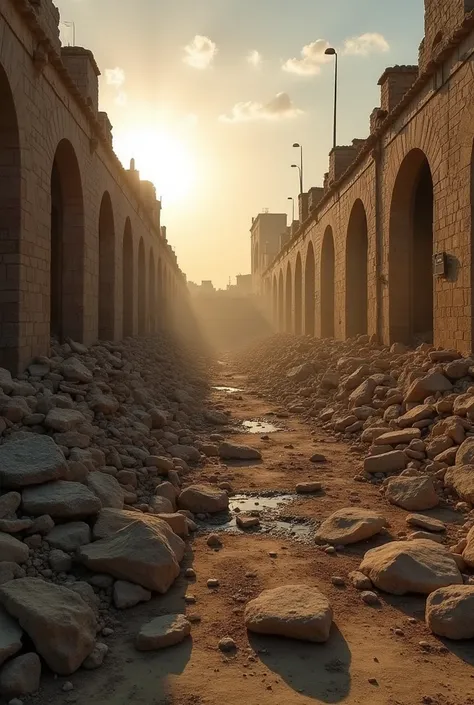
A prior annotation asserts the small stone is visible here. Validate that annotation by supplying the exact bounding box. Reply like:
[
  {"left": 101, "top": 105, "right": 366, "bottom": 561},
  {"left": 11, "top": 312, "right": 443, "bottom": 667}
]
[
  {"left": 102, "top": 628, "right": 114, "bottom": 637},
  {"left": 82, "top": 642, "right": 108, "bottom": 670},
  {"left": 269, "top": 551, "right": 277, "bottom": 558},
  {"left": 331, "top": 576, "right": 345, "bottom": 587},
  {"left": 185, "top": 568, "right": 196, "bottom": 579},
  {"left": 325, "top": 546, "right": 336, "bottom": 555},
  {"left": 394, "top": 628, "right": 404, "bottom": 636},
  {"left": 135, "top": 614, "right": 190, "bottom": 651},
  {"left": 218, "top": 637, "right": 236, "bottom": 652},
  {"left": 206, "top": 534, "right": 222, "bottom": 549},
  {"left": 296, "top": 482, "right": 322, "bottom": 494},
  {"left": 349, "top": 571, "right": 372, "bottom": 590},
  {"left": 236, "top": 515, "right": 260, "bottom": 529},
  {"left": 361, "top": 591, "right": 380, "bottom": 606},
  {"left": 184, "top": 595, "right": 196, "bottom": 604},
  {"left": 188, "top": 614, "right": 201, "bottom": 624},
  {"left": 207, "top": 579, "right": 219, "bottom": 588},
  {"left": 62, "top": 682, "right": 74, "bottom": 692},
  {"left": 310, "top": 454, "right": 327, "bottom": 463}
]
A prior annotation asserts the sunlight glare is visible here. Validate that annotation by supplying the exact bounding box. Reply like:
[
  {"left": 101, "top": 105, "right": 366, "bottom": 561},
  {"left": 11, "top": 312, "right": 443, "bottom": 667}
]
[{"left": 115, "top": 127, "right": 196, "bottom": 206}]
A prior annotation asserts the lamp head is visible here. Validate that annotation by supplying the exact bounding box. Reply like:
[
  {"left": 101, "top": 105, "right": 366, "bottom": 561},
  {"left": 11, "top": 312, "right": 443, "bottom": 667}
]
[
  {"left": 325, "top": 47, "right": 337, "bottom": 56},
  {"left": 291, "top": 164, "right": 297, "bottom": 168},
  {"left": 292, "top": 142, "right": 300, "bottom": 148}
]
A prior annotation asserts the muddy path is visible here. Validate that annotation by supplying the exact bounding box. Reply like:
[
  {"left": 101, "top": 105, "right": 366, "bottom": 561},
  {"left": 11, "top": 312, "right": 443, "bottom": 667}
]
[{"left": 41, "top": 362, "right": 474, "bottom": 705}]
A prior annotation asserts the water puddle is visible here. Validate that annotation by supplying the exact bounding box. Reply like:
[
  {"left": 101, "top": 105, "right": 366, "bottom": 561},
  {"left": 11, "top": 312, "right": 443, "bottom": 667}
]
[
  {"left": 197, "top": 493, "right": 315, "bottom": 543},
  {"left": 242, "top": 420, "right": 280, "bottom": 434},
  {"left": 213, "top": 386, "right": 243, "bottom": 394}
]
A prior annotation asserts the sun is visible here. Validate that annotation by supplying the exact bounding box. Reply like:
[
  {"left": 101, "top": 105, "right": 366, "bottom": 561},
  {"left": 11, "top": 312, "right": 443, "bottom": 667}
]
[{"left": 114, "top": 127, "right": 196, "bottom": 206}]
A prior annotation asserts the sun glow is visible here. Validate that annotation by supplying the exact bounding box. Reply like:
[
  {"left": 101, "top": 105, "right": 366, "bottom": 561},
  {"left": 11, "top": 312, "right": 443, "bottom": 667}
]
[{"left": 115, "top": 126, "right": 197, "bottom": 206}]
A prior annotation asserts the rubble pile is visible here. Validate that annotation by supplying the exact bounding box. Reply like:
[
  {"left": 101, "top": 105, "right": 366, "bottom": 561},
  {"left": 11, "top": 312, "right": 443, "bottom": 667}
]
[
  {"left": 0, "top": 332, "right": 238, "bottom": 696},
  {"left": 237, "top": 334, "right": 474, "bottom": 505}
]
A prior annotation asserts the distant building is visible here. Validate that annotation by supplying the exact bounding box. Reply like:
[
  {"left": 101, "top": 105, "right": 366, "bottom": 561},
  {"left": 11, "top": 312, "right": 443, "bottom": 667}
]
[{"left": 250, "top": 213, "right": 287, "bottom": 294}]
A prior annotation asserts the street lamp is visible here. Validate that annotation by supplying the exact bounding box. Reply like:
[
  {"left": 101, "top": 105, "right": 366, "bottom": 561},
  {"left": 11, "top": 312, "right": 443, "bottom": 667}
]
[
  {"left": 325, "top": 47, "right": 338, "bottom": 150},
  {"left": 287, "top": 196, "right": 295, "bottom": 223},
  {"left": 291, "top": 164, "right": 302, "bottom": 196},
  {"left": 292, "top": 143, "right": 303, "bottom": 194}
]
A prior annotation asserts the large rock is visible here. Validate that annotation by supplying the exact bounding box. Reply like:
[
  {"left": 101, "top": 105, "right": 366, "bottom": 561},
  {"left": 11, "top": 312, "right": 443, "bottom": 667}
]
[
  {"left": 444, "top": 465, "right": 474, "bottom": 504},
  {"left": 0, "top": 578, "right": 96, "bottom": 675},
  {"left": 113, "top": 581, "right": 151, "bottom": 609},
  {"left": 92, "top": 508, "right": 185, "bottom": 562},
  {"left": 398, "top": 404, "right": 435, "bottom": 428},
  {"left": 0, "top": 652, "right": 41, "bottom": 697},
  {"left": 406, "top": 514, "right": 446, "bottom": 533},
  {"left": 350, "top": 378, "right": 377, "bottom": 408},
  {"left": 244, "top": 585, "right": 332, "bottom": 643},
  {"left": 360, "top": 540, "right": 463, "bottom": 595},
  {"left": 60, "top": 358, "right": 93, "bottom": 383},
  {"left": 364, "top": 450, "right": 407, "bottom": 474},
  {"left": 87, "top": 472, "right": 124, "bottom": 509},
  {"left": 374, "top": 428, "right": 421, "bottom": 445},
  {"left": 426, "top": 585, "right": 474, "bottom": 639},
  {"left": 22, "top": 481, "right": 101, "bottom": 519},
  {"left": 0, "top": 534, "right": 28, "bottom": 564},
  {"left": 178, "top": 485, "right": 229, "bottom": 514},
  {"left": 44, "top": 408, "right": 86, "bottom": 433},
  {"left": 47, "top": 522, "right": 91, "bottom": 551},
  {"left": 168, "top": 445, "right": 201, "bottom": 462},
  {"left": 461, "top": 526, "right": 474, "bottom": 568},
  {"left": 405, "top": 373, "right": 452, "bottom": 403},
  {"left": 455, "top": 437, "right": 474, "bottom": 466},
  {"left": 385, "top": 476, "right": 439, "bottom": 511},
  {"left": 315, "top": 507, "right": 387, "bottom": 546},
  {"left": 0, "top": 437, "right": 67, "bottom": 489},
  {"left": 0, "top": 493, "right": 21, "bottom": 519},
  {"left": 286, "top": 363, "right": 314, "bottom": 382},
  {"left": 78, "top": 520, "right": 181, "bottom": 593},
  {"left": 0, "top": 606, "right": 23, "bottom": 666},
  {"left": 88, "top": 393, "right": 119, "bottom": 415},
  {"left": 135, "top": 614, "right": 191, "bottom": 651},
  {"left": 218, "top": 442, "right": 262, "bottom": 460}
]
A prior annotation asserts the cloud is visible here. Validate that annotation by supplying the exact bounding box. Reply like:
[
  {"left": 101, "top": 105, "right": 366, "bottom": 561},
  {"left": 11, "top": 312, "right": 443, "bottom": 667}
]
[
  {"left": 282, "top": 39, "right": 331, "bottom": 76},
  {"left": 115, "top": 91, "right": 128, "bottom": 106},
  {"left": 343, "top": 33, "right": 390, "bottom": 56},
  {"left": 183, "top": 35, "right": 217, "bottom": 69},
  {"left": 105, "top": 67, "right": 126, "bottom": 88},
  {"left": 220, "top": 92, "right": 302, "bottom": 123},
  {"left": 247, "top": 50, "right": 262, "bottom": 68}
]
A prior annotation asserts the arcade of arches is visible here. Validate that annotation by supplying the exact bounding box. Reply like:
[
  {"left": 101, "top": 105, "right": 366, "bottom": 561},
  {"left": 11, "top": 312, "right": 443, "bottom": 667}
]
[{"left": 0, "top": 0, "right": 187, "bottom": 373}]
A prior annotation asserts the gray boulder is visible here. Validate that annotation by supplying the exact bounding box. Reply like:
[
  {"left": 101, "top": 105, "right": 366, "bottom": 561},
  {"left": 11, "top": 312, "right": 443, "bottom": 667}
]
[
  {"left": 0, "top": 534, "right": 28, "bottom": 564},
  {"left": 0, "top": 437, "right": 67, "bottom": 489},
  {"left": 0, "top": 653, "right": 41, "bottom": 697},
  {"left": 0, "top": 606, "right": 23, "bottom": 666},
  {"left": 22, "top": 481, "right": 101, "bottom": 519},
  {"left": 86, "top": 472, "right": 124, "bottom": 509},
  {"left": 47, "top": 522, "right": 91, "bottom": 551},
  {"left": 178, "top": 485, "right": 229, "bottom": 514}
]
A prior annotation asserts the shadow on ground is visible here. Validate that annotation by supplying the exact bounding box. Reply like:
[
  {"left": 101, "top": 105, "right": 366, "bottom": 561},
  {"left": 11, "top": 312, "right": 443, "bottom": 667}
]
[{"left": 248, "top": 624, "right": 351, "bottom": 703}]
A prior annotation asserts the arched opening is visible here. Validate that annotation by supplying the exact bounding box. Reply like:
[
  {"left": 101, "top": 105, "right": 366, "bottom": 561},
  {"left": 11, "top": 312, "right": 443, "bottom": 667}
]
[
  {"left": 272, "top": 275, "right": 278, "bottom": 327},
  {"left": 389, "top": 149, "right": 434, "bottom": 344},
  {"left": 278, "top": 270, "right": 284, "bottom": 331},
  {"left": 304, "top": 242, "right": 315, "bottom": 336},
  {"left": 149, "top": 250, "right": 156, "bottom": 333},
  {"left": 345, "top": 200, "right": 368, "bottom": 337},
  {"left": 0, "top": 66, "right": 21, "bottom": 369},
  {"left": 122, "top": 219, "right": 134, "bottom": 337},
  {"left": 285, "top": 263, "right": 292, "bottom": 332},
  {"left": 98, "top": 192, "right": 115, "bottom": 340},
  {"left": 321, "top": 226, "right": 335, "bottom": 338},
  {"left": 50, "top": 139, "right": 85, "bottom": 341},
  {"left": 294, "top": 253, "right": 303, "bottom": 335},
  {"left": 138, "top": 238, "right": 146, "bottom": 335}
]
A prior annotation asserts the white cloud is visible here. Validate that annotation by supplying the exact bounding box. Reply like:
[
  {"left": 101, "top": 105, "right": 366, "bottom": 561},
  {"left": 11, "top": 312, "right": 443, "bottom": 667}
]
[
  {"left": 343, "top": 33, "right": 390, "bottom": 56},
  {"left": 220, "top": 92, "right": 302, "bottom": 123},
  {"left": 247, "top": 50, "right": 262, "bottom": 68},
  {"left": 183, "top": 35, "right": 217, "bottom": 69},
  {"left": 282, "top": 39, "right": 331, "bottom": 76},
  {"left": 105, "top": 67, "right": 126, "bottom": 88},
  {"left": 115, "top": 91, "right": 128, "bottom": 106}
]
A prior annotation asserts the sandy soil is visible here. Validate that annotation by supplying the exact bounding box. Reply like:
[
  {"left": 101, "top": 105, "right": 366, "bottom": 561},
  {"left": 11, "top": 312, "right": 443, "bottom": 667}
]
[{"left": 39, "top": 363, "right": 474, "bottom": 705}]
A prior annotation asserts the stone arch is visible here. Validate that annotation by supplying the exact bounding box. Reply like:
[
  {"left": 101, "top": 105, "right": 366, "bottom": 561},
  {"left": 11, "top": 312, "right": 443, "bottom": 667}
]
[
  {"left": 272, "top": 274, "right": 278, "bottom": 326},
  {"left": 122, "top": 218, "right": 134, "bottom": 337},
  {"left": 285, "top": 262, "right": 292, "bottom": 332},
  {"left": 345, "top": 199, "right": 368, "bottom": 338},
  {"left": 98, "top": 191, "right": 115, "bottom": 340},
  {"left": 50, "top": 138, "right": 85, "bottom": 341},
  {"left": 138, "top": 238, "right": 146, "bottom": 335},
  {"left": 294, "top": 252, "right": 303, "bottom": 335},
  {"left": 389, "top": 149, "right": 434, "bottom": 344},
  {"left": 304, "top": 241, "right": 315, "bottom": 336},
  {"left": 321, "top": 226, "right": 335, "bottom": 338},
  {"left": 149, "top": 250, "right": 156, "bottom": 333},
  {"left": 0, "top": 65, "right": 21, "bottom": 369},
  {"left": 278, "top": 269, "right": 284, "bottom": 331}
]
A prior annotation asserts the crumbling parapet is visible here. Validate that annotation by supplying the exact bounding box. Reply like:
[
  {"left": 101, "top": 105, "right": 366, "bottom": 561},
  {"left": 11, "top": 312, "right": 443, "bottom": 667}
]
[
  {"left": 61, "top": 47, "right": 100, "bottom": 114},
  {"left": 378, "top": 66, "right": 419, "bottom": 114}
]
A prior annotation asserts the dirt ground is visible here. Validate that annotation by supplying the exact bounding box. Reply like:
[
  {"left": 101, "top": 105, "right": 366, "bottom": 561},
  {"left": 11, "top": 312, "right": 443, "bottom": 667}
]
[{"left": 41, "top": 362, "right": 474, "bottom": 705}]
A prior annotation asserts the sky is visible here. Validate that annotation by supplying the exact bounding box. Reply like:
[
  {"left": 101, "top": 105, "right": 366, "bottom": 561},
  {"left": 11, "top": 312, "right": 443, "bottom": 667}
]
[{"left": 55, "top": 0, "right": 425, "bottom": 288}]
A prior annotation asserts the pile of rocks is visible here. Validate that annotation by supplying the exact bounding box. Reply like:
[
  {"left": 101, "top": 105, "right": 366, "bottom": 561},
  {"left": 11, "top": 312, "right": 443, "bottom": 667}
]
[
  {"left": 0, "top": 333, "right": 245, "bottom": 699},
  {"left": 237, "top": 335, "right": 474, "bottom": 502}
]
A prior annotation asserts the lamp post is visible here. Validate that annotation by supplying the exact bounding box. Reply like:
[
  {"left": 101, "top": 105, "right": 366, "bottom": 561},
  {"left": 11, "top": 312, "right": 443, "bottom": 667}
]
[
  {"left": 324, "top": 47, "right": 338, "bottom": 150},
  {"left": 291, "top": 164, "right": 302, "bottom": 197},
  {"left": 292, "top": 143, "right": 303, "bottom": 194},
  {"left": 287, "top": 196, "right": 295, "bottom": 223}
]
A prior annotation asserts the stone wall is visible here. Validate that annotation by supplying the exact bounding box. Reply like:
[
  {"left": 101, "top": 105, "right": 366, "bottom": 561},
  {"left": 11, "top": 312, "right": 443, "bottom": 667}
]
[
  {"left": 259, "top": 0, "right": 474, "bottom": 354},
  {"left": 0, "top": 0, "right": 187, "bottom": 373}
]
